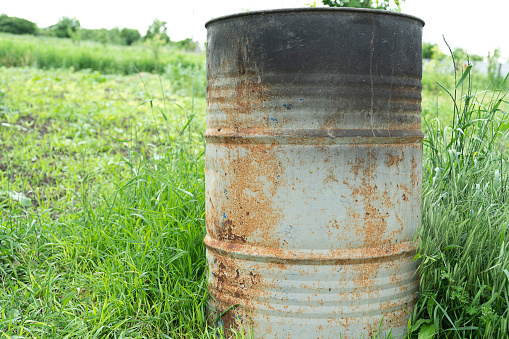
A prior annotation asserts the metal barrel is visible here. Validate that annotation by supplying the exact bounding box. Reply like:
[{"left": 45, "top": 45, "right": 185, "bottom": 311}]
[{"left": 205, "top": 8, "right": 424, "bottom": 338}]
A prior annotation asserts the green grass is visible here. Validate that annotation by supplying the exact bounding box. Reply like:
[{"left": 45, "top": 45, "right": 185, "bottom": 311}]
[
  {"left": 0, "top": 66, "right": 205, "bottom": 211},
  {"left": 0, "top": 66, "right": 209, "bottom": 338},
  {"left": 421, "top": 62, "right": 509, "bottom": 127},
  {"left": 0, "top": 32, "right": 206, "bottom": 83},
  {"left": 1, "top": 35, "right": 509, "bottom": 337},
  {"left": 410, "top": 70, "right": 509, "bottom": 338},
  {"left": 0, "top": 32, "right": 207, "bottom": 102}
]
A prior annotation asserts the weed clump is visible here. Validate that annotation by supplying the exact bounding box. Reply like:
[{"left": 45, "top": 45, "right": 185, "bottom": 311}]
[{"left": 410, "top": 50, "right": 509, "bottom": 338}]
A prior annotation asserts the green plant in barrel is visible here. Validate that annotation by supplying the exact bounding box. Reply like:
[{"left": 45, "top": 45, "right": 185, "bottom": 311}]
[{"left": 322, "top": 0, "right": 404, "bottom": 11}]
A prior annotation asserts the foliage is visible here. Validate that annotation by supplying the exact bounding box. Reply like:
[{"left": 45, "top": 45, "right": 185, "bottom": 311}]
[
  {"left": 174, "top": 38, "right": 199, "bottom": 51},
  {"left": 422, "top": 42, "right": 445, "bottom": 60},
  {"left": 80, "top": 27, "right": 141, "bottom": 46},
  {"left": 144, "top": 18, "right": 170, "bottom": 43},
  {"left": 49, "top": 16, "right": 80, "bottom": 38},
  {"left": 81, "top": 27, "right": 118, "bottom": 45},
  {"left": 422, "top": 42, "right": 434, "bottom": 59},
  {"left": 121, "top": 27, "right": 141, "bottom": 46},
  {"left": 0, "top": 14, "right": 38, "bottom": 35},
  {"left": 321, "top": 0, "right": 404, "bottom": 10},
  {"left": 0, "top": 13, "right": 190, "bottom": 50}
]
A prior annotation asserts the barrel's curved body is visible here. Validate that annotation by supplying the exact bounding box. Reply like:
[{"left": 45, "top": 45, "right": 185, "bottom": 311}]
[{"left": 205, "top": 8, "right": 423, "bottom": 338}]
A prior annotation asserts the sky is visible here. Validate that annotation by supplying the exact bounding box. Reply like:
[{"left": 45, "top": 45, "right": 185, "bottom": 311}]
[{"left": 1, "top": 0, "right": 508, "bottom": 59}]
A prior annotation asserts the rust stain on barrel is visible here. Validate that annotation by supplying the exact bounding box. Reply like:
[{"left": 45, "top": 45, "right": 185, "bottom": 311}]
[{"left": 213, "top": 143, "right": 285, "bottom": 249}]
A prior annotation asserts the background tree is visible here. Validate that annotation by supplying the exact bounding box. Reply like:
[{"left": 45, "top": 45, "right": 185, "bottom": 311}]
[
  {"left": 422, "top": 42, "right": 445, "bottom": 61},
  {"left": 144, "top": 19, "right": 170, "bottom": 73},
  {"left": 322, "top": 0, "right": 403, "bottom": 10},
  {"left": 50, "top": 17, "right": 80, "bottom": 38},
  {"left": 144, "top": 19, "right": 170, "bottom": 43},
  {"left": 121, "top": 28, "right": 141, "bottom": 46},
  {"left": 0, "top": 14, "right": 38, "bottom": 35},
  {"left": 423, "top": 42, "right": 436, "bottom": 59}
]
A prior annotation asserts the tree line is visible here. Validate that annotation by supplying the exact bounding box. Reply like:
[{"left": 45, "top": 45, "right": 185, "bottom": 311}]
[{"left": 0, "top": 14, "right": 198, "bottom": 51}]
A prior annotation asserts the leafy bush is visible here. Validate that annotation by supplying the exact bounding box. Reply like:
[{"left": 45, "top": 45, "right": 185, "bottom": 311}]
[
  {"left": 322, "top": 0, "right": 403, "bottom": 10},
  {"left": 174, "top": 38, "right": 199, "bottom": 51},
  {"left": 423, "top": 42, "right": 446, "bottom": 60},
  {"left": 48, "top": 17, "right": 80, "bottom": 38},
  {"left": 0, "top": 14, "right": 38, "bottom": 35},
  {"left": 121, "top": 28, "right": 141, "bottom": 46},
  {"left": 144, "top": 18, "right": 170, "bottom": 43}
]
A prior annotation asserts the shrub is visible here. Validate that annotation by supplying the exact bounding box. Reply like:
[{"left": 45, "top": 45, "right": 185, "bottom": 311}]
[
  {"left": 49, "top": 17, "right": 80, "bottom": 38},
  {"left": 0, "top": 14, "right": 38, "bottom": 35},
  {"left": 120, "top": 28, "right": 141, "bottom": 46}
]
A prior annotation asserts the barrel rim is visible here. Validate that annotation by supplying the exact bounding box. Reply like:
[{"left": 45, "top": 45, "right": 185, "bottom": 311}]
[{"left": 205, "top": 7, "right": 425, "bottom": 28}]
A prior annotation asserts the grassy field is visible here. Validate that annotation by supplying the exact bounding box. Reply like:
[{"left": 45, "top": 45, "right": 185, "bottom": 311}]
[
  {"left": 421, "top": 63, "right": 508, "bottom": 126},
  {"left": 0, "top": 32, "right": 206, "bottom": 79},
  {"left": 0, "top": 66, "right": 209, "bottom": 338},
  {"left": 1, "top": 34, "right": 509, "bottom": 338}
]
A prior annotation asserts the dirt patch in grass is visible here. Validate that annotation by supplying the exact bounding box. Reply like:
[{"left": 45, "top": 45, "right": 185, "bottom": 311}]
[
  {"left": 0, "top": 114, "right": 54, "bottom": 135},
  {"left": 16, "top": 114, "right": 37, "bottom": 126},
  {"left": 1, "top": 161, "right": 58, "bottom": 186}
]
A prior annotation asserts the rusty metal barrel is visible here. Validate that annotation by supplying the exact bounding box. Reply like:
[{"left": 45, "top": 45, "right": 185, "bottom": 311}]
[{"left": 205, "top": 8, "right": 424, "bottom": 338}]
